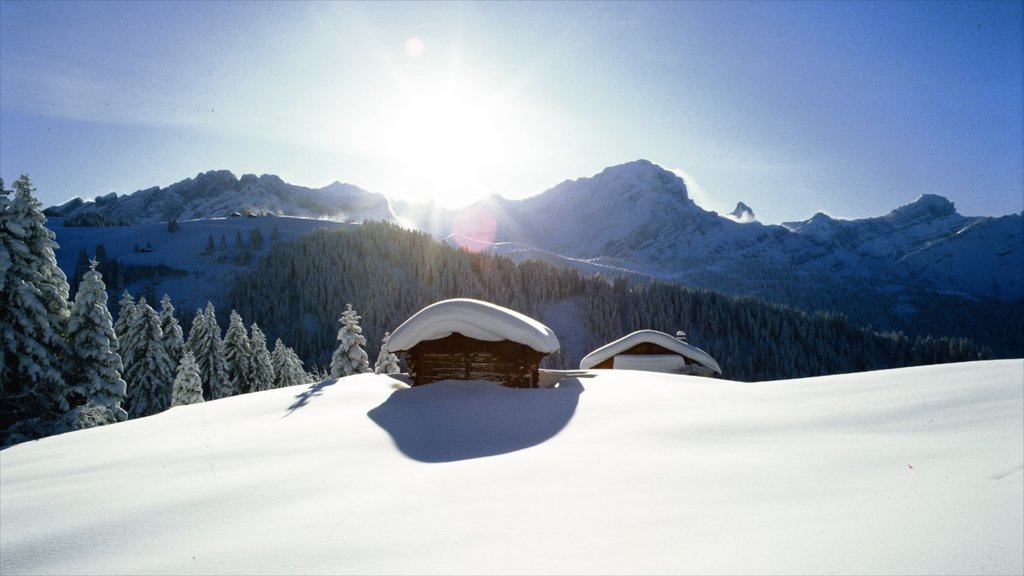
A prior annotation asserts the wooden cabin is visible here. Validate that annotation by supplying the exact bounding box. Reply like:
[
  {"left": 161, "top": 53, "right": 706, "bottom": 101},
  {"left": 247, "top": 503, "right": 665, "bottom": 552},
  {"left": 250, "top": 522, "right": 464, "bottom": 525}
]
[
  {"left": 580, "top": 330, "right": 722, "bottom": 377},
  {"left": 385, "top": 299, "right": 560, "bottom": 388}
]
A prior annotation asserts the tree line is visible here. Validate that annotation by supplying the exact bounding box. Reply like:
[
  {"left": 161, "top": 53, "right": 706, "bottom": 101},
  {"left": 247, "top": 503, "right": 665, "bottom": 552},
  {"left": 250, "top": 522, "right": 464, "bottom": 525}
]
[{"left": 229, "top": 220, "right": 993, "bottom": 380}]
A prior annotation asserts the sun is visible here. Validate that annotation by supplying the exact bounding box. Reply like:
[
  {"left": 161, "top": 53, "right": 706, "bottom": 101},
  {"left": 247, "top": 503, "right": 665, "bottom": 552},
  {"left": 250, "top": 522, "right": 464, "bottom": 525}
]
[{"left": 346, "top": 39, "right": 541, "bottom": 208}]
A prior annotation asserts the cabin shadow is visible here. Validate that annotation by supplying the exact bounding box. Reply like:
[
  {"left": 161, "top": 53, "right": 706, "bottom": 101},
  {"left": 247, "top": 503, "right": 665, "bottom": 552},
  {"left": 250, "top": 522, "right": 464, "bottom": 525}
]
[{"left": 367, "top": 377, "right": 586, "bottom": 463}]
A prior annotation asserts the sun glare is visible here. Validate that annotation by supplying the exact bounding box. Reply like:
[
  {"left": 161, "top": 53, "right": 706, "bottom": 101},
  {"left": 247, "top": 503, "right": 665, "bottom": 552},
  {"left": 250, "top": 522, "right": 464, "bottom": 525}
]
[{"left": 346, "top": 38, "right": 541, "bottom": 208}]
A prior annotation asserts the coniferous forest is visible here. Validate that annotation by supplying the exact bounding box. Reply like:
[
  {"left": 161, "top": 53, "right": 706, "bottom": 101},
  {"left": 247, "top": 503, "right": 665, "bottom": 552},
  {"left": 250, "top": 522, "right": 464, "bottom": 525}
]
[{"left": 229, "top": 221, "right": 992, "bottom": 382}]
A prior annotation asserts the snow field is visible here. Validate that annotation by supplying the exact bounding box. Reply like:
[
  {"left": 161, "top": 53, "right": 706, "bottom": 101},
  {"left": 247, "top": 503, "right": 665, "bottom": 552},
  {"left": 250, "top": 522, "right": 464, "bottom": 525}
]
[{"left": 1, "top": 360, "right": 1021, "bottom": 575}]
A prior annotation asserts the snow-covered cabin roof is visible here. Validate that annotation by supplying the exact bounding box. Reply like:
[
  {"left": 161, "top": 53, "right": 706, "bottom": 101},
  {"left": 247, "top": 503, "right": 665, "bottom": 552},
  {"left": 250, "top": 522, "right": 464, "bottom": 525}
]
[
  {"left": 580, "top": 330, "right": 722, "bottom": 374},
  {"left": 386, "top": 299, "right": 560, "bottom": 355}
]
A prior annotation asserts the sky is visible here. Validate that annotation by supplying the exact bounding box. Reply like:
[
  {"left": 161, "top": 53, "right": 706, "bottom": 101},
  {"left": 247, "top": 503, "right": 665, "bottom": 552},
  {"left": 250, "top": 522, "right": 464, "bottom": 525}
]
[{"left": 1, "top": 1, "right": 1022, "bottom": 224}]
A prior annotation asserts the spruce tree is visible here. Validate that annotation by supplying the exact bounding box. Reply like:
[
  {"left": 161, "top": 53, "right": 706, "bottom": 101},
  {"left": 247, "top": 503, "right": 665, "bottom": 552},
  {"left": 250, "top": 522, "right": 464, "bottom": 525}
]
[
  {"left": 114, "top": 290, "right": 136, "bottom": 344},
  {"left": 330, "top": 304, "right": 369, "bottom": 377},
  {"left": 184, "top": 302, "right": 230, "bottom": 400},
  {"left": 171, "top": 351, "right": 204, "bottom": 406},
  {"left": 64, "top": 260, "right": 128, "bottom": 427},
  {"left": 248, "top": 323, "right": 274, "bottom": 393},
  {"left": 0, "top": 175, "right": 72, "bottom": 443},
  {"left": 122, "top": 298, "right": 174, "bottom": 418},
  {"left": 374, "top": 331, "right": 400, "bottom": 374},
  {"left": 271, "top": 338, "right": 307, "bottom": 388},
  {"left": 158, "top": 294, "right": 184, "bottom": 367},
  {"left": 223, "top": 310, "right": 252, "bottom": 395}
]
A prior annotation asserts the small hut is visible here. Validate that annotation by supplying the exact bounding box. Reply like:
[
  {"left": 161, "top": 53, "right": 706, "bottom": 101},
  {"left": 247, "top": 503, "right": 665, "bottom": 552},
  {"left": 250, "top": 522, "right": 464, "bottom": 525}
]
[
  {"left": 385, "top": 299, "right": 560, "bottom": 388},
  {"left": 579, "top": 329, "right": 722, "bottom": 377}
]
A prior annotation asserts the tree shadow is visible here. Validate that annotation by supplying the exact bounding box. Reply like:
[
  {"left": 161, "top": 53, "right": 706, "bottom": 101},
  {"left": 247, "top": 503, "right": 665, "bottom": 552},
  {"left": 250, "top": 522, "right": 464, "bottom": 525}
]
[
  {"left": 284, "top": 378, "right": 339, "bottom": 416},
  {"left": 367, "top": 377, "right": 586, "bottom": 463}
]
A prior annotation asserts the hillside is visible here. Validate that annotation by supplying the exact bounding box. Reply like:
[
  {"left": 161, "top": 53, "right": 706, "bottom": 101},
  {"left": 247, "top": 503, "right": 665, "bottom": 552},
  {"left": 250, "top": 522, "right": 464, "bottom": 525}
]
[
  {"left": 52, "top": 215, "right": 356, "bottom": 319},
  {"left": 2, "top": 360, "right": 1021, "bottom": 575},
  {"left": 228, "top": 222, "right": 994, "bottom": 380}
]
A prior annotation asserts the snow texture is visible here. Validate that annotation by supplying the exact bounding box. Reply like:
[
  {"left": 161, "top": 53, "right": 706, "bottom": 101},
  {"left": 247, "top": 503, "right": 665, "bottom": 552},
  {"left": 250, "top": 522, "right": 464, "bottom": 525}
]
[
  {"left": 580, "top": 329, "right": 722, "bottom": 373},
  {"left": 0, "top": 360, "right": 1020, "bottom": 575},
  {"left": 386, "top": 298, "right": 560, "bottom": 354}
]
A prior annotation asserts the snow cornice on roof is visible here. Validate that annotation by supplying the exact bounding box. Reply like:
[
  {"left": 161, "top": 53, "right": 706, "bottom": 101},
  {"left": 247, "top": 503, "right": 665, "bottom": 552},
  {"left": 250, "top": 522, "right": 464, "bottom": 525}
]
[
  {"left": 385, "top": 299, "right": 560, "bottom": 355},
  {"left": 580, "top": 329, "right": 722, "bottom": 373}
]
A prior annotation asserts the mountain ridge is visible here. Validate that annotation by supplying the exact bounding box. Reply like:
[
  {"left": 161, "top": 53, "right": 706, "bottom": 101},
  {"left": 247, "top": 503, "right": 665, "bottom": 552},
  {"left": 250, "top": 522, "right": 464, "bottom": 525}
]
[{"left": 44, "top": 160, "right": 1023, "bottom": 309}]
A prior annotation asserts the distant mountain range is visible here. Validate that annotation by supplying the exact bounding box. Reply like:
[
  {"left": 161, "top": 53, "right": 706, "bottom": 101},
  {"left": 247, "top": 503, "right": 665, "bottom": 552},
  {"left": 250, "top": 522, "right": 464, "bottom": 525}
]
[
  {"left": 46, "top": 161, "right": 1023, "bottom": 345},
  {"left": 45, "top": 170, "right": 393, "bottom": 224}
]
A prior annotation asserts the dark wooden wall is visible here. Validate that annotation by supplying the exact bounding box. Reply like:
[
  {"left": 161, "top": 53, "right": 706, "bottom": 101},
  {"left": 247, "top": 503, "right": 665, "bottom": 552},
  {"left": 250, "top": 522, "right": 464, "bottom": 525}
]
[
  {"left": 591, "top": 342, "right": 679, "bottom": 369},
  {"left": 406, "top": 333, "right": 546, "bottom": 388}
]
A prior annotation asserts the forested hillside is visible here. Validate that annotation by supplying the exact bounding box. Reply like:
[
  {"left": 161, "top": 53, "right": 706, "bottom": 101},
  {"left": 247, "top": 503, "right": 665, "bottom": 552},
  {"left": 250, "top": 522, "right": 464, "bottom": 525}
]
[{"left": 230, "top": 222, "right": 991, "bottom": 381}]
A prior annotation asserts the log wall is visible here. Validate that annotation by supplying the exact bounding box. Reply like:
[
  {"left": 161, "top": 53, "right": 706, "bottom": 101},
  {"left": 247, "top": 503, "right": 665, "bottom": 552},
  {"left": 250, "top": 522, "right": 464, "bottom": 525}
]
[{"left": 406, "top": 333, "right": 546, "bottom": 388}]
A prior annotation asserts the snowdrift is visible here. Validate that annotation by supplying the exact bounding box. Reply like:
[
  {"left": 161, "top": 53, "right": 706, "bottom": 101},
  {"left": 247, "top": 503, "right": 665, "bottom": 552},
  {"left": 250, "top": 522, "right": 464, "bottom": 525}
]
[{"left": 2, "top": 360, "right": 1022, "bottom": 575}]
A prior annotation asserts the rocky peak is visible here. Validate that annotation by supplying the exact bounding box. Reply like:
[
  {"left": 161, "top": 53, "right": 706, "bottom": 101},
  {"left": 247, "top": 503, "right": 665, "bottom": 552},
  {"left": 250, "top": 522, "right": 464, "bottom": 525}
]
[
  {"left": 728, "top": 202, "right": 756, "bottom": 223},
  {"left": 885, "top": 194, "right": 957, "bottom": 225}
]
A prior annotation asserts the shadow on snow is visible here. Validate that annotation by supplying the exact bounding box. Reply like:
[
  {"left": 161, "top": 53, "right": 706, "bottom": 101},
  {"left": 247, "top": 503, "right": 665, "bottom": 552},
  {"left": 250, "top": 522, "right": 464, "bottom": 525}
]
[
  {"left": 367, "top": 377, "right": 587, "bottom": 463},
  {"left": 284, "top": 377, "right": 339, "bottom": 416}
]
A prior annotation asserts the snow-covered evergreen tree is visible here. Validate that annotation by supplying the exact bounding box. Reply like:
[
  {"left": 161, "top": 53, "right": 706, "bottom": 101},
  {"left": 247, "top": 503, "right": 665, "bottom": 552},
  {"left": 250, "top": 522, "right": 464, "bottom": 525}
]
[
  {"left": 0, "top": 175, "right": 72, "bottom": 444},
  {"left": 248, "top": 323, "right": 274, "bottom": 393},
  {"left": 158, "top": 294, "right": 184, "bottom": 368},
  {"left": 271, "top": 338, "right": 307, "bottom": 388},
  {"left": 330, "top": 303, "right": 369, "bottom": 377},
  {"left": 185, "top": 303, "right": 230, "bottom": 400},
  {"left": 122, "top": 298, "right": 174, "bottom": 418},
  {"left": 171, "top": 351, "right": 204, "bottom": 407},
  {"left": 222, "top": 310, "right": 252, "bottom": 395},
  {"left": 64, "top": 260, "right": 127, "bottom": 427},
  {"left": 113, "top": 290, "right": 135, "bottom": 345},
  {"left": 373, "top": 331, "right": 400, "bottom": 374}
]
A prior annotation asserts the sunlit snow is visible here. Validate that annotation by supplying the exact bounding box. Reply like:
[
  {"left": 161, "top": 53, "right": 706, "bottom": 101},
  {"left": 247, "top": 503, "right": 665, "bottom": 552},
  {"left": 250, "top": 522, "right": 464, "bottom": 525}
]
[{"left": 1, "top": 360, "right": 1021, "bottom": 575}]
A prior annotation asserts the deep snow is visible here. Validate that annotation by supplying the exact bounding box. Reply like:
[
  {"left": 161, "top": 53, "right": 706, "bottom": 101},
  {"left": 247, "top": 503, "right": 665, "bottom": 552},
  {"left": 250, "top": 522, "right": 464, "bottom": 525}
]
[
  {"left": 386, "top": 298, "right": 560, "bottom": 354},
  {"left": 1, "top": 360, "right": 1022, "bottom": 575}
]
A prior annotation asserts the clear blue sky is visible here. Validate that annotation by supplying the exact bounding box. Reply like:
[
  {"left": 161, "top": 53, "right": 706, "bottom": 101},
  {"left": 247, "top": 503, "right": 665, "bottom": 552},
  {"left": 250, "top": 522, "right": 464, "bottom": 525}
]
[{"left": 2, "top": 0, "right": 1021, "bottom": 224}]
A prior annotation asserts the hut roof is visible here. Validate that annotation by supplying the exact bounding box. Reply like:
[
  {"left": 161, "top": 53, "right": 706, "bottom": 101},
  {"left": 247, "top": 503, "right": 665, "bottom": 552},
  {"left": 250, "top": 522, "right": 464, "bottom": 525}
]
[
  {"left": 580, "top": 330, "right": 722, "bottom": 374},
  {"left": 386, "top": 299, "right": 560, "bottom": 355}
]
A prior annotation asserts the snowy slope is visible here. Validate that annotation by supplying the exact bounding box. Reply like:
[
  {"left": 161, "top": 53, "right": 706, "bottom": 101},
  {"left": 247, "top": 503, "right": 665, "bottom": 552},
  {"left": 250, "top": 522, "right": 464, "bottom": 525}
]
[
  {"left": 2, "top": 360, "right": 1021, "bottom": 575},
  {"left": 52, "top": 215, "right": 356, "bottom": 316}
]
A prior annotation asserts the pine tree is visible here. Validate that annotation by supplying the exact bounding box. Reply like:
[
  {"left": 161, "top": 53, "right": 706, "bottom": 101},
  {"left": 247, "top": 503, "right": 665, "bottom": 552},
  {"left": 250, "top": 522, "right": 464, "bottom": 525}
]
[
  {"left": 330, "top": 304, "right": 369, "bottom": 377},
  {"left": 158, "top": 294, "right": 184, "bottom": 367},
  {"left": 248, "top": 323, "right": 274, "bottom": 393},
  {"left": 122, "top": 298, "right": 174, "bottom": 418},
  {"left": 271, "top": 338, "right": 307, "bottom": 388},
  {"left": 64, "top": 260, "right": 128, "bottom": 427},
  {"left": 223, "top": 310, "right": 252, "bottom": 395},
  {"left": 185, "top": 302, "right": 230, "bottom": 400},
  {"left": 250, "top": 227, "right": 264, "bottom": 251},
  {"left": 1, "top": 175, "right": 72, "bottom": 444},
  {"left": 374, "top": 331, "right": 400, "bottom": 374},
  {"left": 114, "top": 290, "right": 136, "bottom": 344},
  {"left": 171, "top": 351, "right": 204, "bottom": 406}
]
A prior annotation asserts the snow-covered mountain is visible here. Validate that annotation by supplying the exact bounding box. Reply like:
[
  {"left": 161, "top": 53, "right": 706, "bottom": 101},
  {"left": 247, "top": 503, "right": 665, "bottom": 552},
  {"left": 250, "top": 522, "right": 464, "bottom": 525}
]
[
  {"left": 45, "top": 162, "right": 1022, "bottom": 307},
  {"left": 413, "top": 160, "right": 1021, "bottom": 305},
  {"left": 44, "top": 160, "right": 1023, "bottom": 347},
  {"left": 45, "top": 170, "right": 396, "bottom": 224},
  {"left": 2, "top": 361, "right": 1022, "bottom": 575}
]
